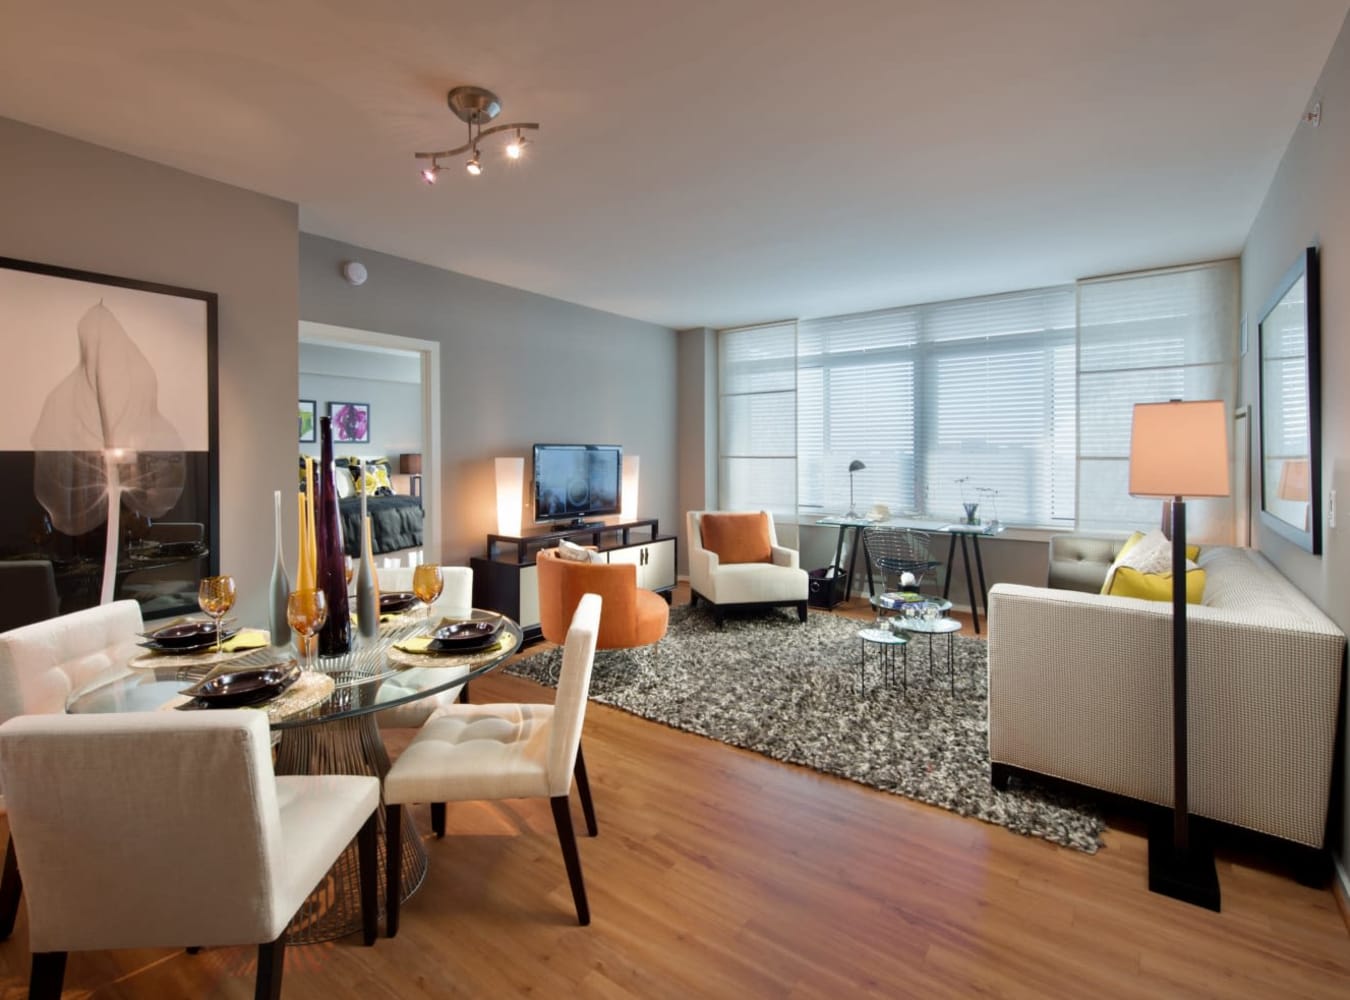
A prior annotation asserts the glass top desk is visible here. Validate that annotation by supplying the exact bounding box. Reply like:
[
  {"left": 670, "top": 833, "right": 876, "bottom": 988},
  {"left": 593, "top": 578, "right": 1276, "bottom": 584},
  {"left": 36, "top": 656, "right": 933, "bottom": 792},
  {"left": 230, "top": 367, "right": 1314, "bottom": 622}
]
[
  {"left": 816, "top": 516, "right": 1004, "bottom": 633},
  {"left": 66, "top": 614, "right": 523, "bottom": 944}
]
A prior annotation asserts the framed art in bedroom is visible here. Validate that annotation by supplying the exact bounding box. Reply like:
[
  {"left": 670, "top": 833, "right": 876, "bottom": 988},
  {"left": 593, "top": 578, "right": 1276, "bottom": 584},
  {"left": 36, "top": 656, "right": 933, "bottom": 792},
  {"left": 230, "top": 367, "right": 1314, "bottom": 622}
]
[
  {"left": 0, "top": 255, "right": 219, "bottom": 618},
  {"left": 328, "top": 401, "right": 371, "bottom": 444},
  {"left": 299, "top": 399, "right": 317, "bottom": 443}
]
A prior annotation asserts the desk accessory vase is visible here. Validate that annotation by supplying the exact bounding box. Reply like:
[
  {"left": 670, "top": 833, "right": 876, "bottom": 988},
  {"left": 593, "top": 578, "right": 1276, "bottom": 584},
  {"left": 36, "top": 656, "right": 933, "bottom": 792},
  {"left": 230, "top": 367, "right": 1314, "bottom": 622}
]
[
  {"left": 268, "top": 489, "right": 291, "bottom": 646},
  {"left": 314, "top": 417, "right": 352, "bottom": 657},
  {"left": 355, "top": 474, "right": 380, "bottom": 639}
]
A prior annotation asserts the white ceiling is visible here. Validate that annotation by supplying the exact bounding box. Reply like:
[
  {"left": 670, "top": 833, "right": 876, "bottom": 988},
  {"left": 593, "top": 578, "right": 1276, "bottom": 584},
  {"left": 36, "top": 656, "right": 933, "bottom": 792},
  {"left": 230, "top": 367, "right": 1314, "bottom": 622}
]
[{"left": 1, "top": 1, "right": 1346, "bottom": 329}]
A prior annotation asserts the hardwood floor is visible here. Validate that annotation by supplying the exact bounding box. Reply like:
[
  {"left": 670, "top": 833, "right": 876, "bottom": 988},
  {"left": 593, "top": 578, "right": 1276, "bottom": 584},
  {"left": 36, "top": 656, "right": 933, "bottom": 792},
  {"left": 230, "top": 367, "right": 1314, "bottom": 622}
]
[{"left": 1, "top": 585, "right": 1346, "bottom": 998}]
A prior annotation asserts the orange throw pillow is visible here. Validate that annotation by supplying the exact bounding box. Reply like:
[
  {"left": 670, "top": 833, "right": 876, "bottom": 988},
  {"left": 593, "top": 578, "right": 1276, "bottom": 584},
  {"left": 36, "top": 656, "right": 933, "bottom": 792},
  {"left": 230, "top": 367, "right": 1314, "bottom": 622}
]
[{"left": 700, "top": 512, "right": 773, "bottom": 564}]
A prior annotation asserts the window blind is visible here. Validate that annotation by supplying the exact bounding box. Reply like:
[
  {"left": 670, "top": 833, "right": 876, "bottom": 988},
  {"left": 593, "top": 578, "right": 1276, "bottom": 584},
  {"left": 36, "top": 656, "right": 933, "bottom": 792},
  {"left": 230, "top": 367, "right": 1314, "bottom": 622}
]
[
  {"left": 718, "top": 322, "right": 797, "bottom": 519},
  {"left": 1076, "top": 260, "right": 1239, "bottom": 540},
  {"left": 797, "top": 287, "right": 1076, "bottom": 526}
]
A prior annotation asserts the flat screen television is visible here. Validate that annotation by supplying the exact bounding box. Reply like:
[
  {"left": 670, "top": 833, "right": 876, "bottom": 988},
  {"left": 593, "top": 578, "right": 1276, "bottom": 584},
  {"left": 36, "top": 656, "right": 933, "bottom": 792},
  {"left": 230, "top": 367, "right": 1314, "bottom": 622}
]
[{"left": 533, "top": 443, "right": 622, "bottom": 528}]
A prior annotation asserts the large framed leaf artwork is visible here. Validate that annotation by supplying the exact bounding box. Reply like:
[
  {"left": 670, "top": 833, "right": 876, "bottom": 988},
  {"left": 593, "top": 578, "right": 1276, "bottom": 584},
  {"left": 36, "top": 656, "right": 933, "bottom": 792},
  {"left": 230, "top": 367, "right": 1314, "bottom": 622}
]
[{"left": 0, "top": 256, "right": 219, "bottom": 618}]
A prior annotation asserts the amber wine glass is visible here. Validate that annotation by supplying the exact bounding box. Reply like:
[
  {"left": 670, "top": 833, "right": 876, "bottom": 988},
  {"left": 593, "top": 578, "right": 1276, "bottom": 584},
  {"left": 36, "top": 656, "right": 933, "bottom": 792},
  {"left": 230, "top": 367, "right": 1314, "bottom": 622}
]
[
  {"left": 286, "top": 588, "right": 329, "bottom": 671},
  {"left": 197, "top": 575, "right": 237, "bottom": 654},
  {"left": 412, "top": 564, "right": 444, "bottom": 625}
]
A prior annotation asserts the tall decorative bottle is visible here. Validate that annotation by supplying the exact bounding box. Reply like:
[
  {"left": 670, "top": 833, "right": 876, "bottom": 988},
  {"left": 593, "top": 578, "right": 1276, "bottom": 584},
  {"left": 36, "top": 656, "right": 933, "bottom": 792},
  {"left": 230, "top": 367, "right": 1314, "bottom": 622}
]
[
  {"left": 355, "top": 504, "right": 380, "bottom": 640},
  {"left": 314, "top": 416, "right": 352, "bottom": 657},
  {"left": 268, "top": 489, "right": 292, "bottom": 646}
]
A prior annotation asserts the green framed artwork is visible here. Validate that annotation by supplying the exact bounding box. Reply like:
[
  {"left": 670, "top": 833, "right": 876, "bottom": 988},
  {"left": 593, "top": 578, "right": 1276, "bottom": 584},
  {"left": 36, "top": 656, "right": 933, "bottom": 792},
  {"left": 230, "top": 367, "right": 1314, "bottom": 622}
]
[{"left": 299, "top": 399, "right": 317, "bottom": 443}]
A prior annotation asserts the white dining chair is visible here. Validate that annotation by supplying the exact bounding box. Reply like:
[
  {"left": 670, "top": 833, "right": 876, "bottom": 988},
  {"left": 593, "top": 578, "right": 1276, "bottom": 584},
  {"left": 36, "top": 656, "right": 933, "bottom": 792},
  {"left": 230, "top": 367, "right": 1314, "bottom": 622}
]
[
  {"left": 374, "top": 565, "right": 476, "bottom": 728},
  {"left": 383, "top": 592, "right": 602, "bottom": 932},
  {"left": 0, "top": 599, "right": 145, "bottom": 940},
  {"left": 0, "top": 710, "right": 380, "bottom": 999}
]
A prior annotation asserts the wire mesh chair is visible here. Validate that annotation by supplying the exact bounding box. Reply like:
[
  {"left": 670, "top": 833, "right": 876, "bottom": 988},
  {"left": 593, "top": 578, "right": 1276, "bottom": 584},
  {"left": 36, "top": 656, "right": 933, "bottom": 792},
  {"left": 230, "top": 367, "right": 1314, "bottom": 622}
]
[{"left": 861, "top": 526, "right": 944, "bottom": 598}]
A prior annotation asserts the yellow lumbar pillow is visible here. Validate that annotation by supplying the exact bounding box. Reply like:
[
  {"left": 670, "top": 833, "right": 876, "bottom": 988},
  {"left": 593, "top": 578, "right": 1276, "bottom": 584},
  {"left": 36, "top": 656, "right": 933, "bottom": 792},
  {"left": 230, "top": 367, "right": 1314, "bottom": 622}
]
[
  {"left": 1107, "top": 565, "right": 1207, "bottom": 604},
  {"left": 1118, "top": 530, "right": 1199, "bottom": 563}
]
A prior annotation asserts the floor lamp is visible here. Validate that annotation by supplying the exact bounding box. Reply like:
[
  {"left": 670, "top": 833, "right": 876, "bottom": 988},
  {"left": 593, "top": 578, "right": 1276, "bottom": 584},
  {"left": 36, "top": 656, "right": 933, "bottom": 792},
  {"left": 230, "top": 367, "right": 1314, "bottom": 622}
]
[{"left": 1128, "top": 399, "right": 1229, "bottom": 911}]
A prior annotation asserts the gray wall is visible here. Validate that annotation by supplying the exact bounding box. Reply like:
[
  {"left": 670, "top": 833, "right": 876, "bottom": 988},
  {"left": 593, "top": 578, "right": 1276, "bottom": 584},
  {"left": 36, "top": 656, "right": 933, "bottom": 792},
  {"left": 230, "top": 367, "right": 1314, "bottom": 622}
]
[
  {"left": 0, "top": 117, "right": 299, "bottom": 625},
  {"left": 1240, "top": 11, "right": 1350, "bottom": 879},
  {"left": 676, "top": 327, "right": 718, "bottom": 572},
  {"left": 299, "top": 235, "right": 678, "bottom": 567}
]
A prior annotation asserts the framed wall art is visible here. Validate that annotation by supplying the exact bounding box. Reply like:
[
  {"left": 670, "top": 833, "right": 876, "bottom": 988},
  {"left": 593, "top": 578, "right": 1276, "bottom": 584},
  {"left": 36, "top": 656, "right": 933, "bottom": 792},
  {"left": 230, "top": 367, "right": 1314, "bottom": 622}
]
[
  {"left": 299, "top": 399, "right": 317, "bottom": 443},
  {"left": 0, "top": 255, "right": 219, "bottom": 617},
  {"left": 328, "top": 401, "right": 370, "bottom": 444}
]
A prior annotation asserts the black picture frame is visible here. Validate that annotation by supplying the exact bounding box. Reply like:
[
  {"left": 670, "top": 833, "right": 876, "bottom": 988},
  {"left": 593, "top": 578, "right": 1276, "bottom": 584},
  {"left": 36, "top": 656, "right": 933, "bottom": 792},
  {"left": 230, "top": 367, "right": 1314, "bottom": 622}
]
[
  {"left": 1257, "top": 245, "right": 1321, "bottom": 554},
  {"left": 328, "top": 401, "right": 371, "bottom": 444},
  {"left": 0, "top": 255, "right": 219, "bottom": 617},
  {"left": 299, "top": 399, "right": 317, "bottom": 443}
]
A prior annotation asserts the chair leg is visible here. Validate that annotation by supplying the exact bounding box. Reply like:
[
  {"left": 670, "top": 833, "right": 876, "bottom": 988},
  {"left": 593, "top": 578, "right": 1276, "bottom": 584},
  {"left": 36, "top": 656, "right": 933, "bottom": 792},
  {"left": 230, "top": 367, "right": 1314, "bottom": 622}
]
[
  {"left": 689, "top": 591, "right": 698, "bottom": 608},
  {"left": 29, "top": 952, "right": 66, "bottom": 1000},
  {"left": 431, "top": 802, "right": 446, "bottom": 838},
  {"left": 550, "top": 795, "right": 591, "bottom": 926},
  {"left": 0, "top": 835, "right": 22, "bottom": 940},
  {"left": 386, "top": 804, "right": 402, "bottom": 938},
  {"left": 713, "top": 606, "right": 725, "bottom": 628},
  {"left": 255, "top": 934, "right": 286, "bottom": 1000},
  {"left": 357, "top": 810, "right": 378, "bottom": 946},
  {"left": 574, "top": 745, "right": 599, "bottom": 837},
  {"left": 796, "top": 600, "right": 808, "bottom": 622}
]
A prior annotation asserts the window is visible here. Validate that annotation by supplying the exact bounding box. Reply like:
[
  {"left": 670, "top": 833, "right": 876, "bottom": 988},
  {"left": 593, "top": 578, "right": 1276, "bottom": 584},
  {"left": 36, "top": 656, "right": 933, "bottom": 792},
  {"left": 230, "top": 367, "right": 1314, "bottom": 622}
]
[
  {"left": 718, "top": 322, "right": 797, "bottom": 516},
  {"left": 1076, "top": 261, "right": 1239, "bottom": 539},
  {"left": 796, "top": 287, "right": 1077, "bottom": 526}
]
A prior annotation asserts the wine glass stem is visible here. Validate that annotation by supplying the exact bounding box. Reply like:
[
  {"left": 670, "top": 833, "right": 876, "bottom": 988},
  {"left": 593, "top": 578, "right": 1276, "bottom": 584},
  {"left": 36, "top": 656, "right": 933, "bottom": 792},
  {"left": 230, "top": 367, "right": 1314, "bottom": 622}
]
[{"left": 215, "top": 615, "right": 222, "bottom": 654}]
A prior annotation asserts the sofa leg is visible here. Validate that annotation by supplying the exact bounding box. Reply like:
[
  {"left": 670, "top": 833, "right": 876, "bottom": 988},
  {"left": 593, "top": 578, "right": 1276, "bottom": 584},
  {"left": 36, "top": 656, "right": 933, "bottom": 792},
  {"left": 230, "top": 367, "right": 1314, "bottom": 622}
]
[
  {"left": 689, "top": 591, "right": 699, "bottom": 608},
  {"left": 713, "top": 606, "right": 725, "bottom": 628},
  {"left": 796, "top": 601, "right": 807, "bottom": 623},
  {"left": 1291, "top": 845, "right": 1332, "bottom": 888},
  {"left": 990, "top": 763, "right": 1012, "bottom": 791}
]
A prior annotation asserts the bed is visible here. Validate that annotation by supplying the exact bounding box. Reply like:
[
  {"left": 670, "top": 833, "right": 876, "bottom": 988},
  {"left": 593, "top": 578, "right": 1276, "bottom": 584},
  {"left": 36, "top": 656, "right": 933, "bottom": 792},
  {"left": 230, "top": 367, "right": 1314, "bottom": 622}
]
[{"left": 340, "top": 494, "right": 423, "bottom": 557}]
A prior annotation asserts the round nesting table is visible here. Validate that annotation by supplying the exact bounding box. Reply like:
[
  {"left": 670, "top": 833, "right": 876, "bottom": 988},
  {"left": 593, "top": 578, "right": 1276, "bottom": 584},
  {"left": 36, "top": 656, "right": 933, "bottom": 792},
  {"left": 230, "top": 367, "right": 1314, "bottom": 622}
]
[
  {"left": 65, "top": 613, "right": 522, "bottom": 944},
  {"left": 856, "top": 627, "right": 907, "bottom": 696},
  {"left": 891, "top": 616, "right": 963, "bottom": 694}
]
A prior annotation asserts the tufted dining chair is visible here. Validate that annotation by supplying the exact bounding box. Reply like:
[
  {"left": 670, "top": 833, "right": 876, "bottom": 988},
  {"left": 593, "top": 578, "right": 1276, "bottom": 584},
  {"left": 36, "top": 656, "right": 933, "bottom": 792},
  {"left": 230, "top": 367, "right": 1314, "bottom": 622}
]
[
  {"left": 0, "top": 710, "right": 380, "bottom": 999},
  {"left": 374, "top": 565, "right": 475, "bottom": 728},
  {"left": 0, "top": 598, "right": 145, "bottom": 940},
  {"left": 382, "top": 593, "right": 602, "bottom": 933}
]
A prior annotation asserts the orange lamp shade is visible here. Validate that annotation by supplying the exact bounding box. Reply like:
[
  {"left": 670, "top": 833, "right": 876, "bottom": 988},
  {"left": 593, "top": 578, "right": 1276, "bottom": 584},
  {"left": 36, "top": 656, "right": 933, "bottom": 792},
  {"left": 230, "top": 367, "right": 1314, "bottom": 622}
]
[{"left": 1128, "top": 400, "right": 1230, "bottom": 499}]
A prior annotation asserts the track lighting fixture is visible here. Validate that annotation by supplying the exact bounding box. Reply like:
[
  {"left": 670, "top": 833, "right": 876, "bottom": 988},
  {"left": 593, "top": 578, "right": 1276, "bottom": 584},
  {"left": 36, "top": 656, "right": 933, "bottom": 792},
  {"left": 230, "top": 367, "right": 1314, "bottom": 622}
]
[{"left": 414, "top": 85, "right": 540, "bottom": 183}]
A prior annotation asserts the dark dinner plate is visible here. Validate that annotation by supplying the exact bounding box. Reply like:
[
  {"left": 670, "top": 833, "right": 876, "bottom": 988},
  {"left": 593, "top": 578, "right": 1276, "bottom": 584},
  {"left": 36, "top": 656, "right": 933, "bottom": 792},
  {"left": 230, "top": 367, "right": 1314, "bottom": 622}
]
[
  {"left": 181, "top": 664, "right": 299, "bottom": 708},
  {"left": 380, "top": 591, "right": 420, "bottom": 614},
  {"left": 138, "top": 624, "right": 240, "bottom": 653},
  {"left": 140, "top": 620, "right": 238, "bottom": 647},
  {"left": 428, "top": 618, "right": 504, "bottom": 652}
]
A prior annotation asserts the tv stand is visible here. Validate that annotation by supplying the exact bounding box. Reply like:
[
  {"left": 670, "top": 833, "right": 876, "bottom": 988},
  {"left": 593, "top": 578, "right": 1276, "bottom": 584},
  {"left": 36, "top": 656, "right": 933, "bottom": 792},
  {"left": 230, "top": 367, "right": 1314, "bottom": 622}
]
[
  {"left": 554, "top": 519, "right": 603, "bottom": 530},
  {"left": 471, "top": 518, "right": 677, "bottom": 643}
]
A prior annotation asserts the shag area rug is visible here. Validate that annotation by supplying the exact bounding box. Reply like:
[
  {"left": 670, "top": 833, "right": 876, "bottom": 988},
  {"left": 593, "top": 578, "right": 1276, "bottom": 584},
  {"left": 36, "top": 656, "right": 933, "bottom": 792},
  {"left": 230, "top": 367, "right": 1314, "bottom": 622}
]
[{"left": 506, "top": 605, "right": 1105, "bottom": 853}]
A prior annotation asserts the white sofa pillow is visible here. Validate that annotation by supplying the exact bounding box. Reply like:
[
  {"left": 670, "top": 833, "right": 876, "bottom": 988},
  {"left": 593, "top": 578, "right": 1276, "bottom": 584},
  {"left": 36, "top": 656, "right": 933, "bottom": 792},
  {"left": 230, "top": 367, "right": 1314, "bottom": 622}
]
[{"left": 556, "top": 539, "right": 604, "bottom": 564}]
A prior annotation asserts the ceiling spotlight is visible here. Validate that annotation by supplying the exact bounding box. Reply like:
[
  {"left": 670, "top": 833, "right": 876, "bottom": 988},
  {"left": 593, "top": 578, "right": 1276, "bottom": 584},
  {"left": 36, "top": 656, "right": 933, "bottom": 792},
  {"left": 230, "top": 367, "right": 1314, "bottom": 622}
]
[{"left": 414, "top": 84, "right": 540, "bottom": 184}]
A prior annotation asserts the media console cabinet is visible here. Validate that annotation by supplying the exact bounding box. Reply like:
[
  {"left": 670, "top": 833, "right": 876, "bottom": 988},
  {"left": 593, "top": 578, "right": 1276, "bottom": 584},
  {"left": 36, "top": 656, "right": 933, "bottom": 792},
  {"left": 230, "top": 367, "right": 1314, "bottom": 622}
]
[{"left": 470, "top": 518, "right": 677, "bottom": 643}]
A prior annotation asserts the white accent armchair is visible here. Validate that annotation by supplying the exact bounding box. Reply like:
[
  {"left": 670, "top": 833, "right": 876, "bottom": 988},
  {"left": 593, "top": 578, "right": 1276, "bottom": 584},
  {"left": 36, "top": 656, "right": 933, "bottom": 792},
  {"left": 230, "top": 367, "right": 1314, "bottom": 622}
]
[
  {"left": 0, "top": 710, "right": 380, "bottom": 999},
  {"left": 383, "top": 592, "right": 602, "bottom": 931},
  {"left": 686, "top": 510, "right": 809, "bottom": 626}
]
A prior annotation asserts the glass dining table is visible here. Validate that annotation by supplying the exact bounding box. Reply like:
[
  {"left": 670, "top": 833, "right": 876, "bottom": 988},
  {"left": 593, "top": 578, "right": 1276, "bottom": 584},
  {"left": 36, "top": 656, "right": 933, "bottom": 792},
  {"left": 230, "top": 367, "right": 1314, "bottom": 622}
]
[{"left": 65, "top": 613, "right": 524, "bottom": 944}]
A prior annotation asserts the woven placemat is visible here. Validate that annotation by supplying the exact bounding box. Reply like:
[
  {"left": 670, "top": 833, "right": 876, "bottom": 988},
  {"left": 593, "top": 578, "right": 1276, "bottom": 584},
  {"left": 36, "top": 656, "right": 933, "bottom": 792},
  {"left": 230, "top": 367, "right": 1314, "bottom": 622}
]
[
  {"left": 387, "top": 630, "right": 519, "bottom": 669},
  {"left": 129, "top": 629, "right": 273, "bottom": 670}
]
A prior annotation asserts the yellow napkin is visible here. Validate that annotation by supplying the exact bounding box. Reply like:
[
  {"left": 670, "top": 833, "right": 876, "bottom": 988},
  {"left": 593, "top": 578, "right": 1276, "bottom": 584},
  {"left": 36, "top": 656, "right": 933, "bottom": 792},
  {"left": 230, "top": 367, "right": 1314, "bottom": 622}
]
[
  {"left": 221, "top": 629, "right": 270, "bottom": 652},
  {"left": 392, "top": 635, "right": 436, "bottom": 653}
]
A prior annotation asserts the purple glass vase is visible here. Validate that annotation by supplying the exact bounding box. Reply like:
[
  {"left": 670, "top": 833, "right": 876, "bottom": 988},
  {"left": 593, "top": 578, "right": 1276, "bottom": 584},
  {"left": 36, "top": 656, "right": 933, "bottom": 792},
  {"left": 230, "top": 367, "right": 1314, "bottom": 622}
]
[{"left": 315, "top": 416, "right": 352, "bottom": 657}]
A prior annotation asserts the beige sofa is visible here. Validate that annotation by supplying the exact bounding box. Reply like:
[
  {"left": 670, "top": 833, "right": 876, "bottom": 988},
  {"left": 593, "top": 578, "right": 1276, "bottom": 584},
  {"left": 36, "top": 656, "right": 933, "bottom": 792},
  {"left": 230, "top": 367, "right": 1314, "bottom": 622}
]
[{"left": 988, "top": 545, "right": 1345, "bottom": 849}]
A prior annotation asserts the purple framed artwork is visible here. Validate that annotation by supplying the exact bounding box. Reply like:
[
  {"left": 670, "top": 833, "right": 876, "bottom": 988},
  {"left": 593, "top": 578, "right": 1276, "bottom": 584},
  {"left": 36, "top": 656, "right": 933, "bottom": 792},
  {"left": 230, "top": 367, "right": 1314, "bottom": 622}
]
[{"left": 328, "top": 401, "right": 370, "bottom": 444}]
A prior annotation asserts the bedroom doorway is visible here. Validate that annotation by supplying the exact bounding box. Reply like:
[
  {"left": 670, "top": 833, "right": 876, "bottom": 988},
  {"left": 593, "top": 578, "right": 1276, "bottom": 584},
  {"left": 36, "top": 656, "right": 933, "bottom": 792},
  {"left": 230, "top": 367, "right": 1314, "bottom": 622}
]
[{"left": 298, "top": 320, "right": 442, "bottom": 561}]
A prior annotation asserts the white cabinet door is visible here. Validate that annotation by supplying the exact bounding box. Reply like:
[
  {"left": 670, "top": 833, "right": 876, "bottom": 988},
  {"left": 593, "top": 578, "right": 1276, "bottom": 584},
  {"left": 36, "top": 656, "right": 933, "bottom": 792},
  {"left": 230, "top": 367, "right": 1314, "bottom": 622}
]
[
  {"left": 643, "top": 538, "right": 676, "bottom": 590},
  {"left": 518, "top": 564, "right": 540, "bottom": 630}
]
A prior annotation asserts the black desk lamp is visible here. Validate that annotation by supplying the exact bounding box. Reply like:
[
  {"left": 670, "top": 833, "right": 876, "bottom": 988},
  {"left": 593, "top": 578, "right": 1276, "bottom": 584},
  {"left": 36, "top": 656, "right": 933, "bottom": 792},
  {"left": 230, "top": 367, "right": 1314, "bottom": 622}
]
[
  {"left": 847, "top": 459, "right": 865, "bottom": 518},
  {"left": 1128, "top": 399, "right": 1229, "bottom": 911}
]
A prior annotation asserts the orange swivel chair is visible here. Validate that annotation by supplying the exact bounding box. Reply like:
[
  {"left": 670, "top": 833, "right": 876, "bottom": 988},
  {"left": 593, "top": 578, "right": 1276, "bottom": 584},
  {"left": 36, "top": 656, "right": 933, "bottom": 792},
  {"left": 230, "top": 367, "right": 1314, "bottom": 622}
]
[{"left": 536, "top": 548, "right": 669, "bottom": 650}]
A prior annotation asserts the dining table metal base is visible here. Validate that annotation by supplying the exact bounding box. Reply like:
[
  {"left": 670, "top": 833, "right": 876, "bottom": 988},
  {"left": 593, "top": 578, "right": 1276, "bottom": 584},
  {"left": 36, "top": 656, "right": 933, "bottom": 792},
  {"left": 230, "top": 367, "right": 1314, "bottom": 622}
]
[{"left": 274, "top": 712, "right": 427, "bottom": 944}]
